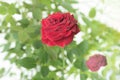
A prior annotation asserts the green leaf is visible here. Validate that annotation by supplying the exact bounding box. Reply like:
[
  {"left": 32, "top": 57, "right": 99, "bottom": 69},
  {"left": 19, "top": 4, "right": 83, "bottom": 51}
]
[
  {"left": 25, "top": 24, "right": 38, "bottom": 33},
  {"left": 80, "top": 74, "right": 88, "bottom": 80},
  {"left": 41, "top": 66, "right": 49, "bottom": 77},
  {"left": 3, "top": 43, "right": 11, "bottom": 52},
  {"left": 74, "top": 58, "right": 87, "bottom": 71},
  {"left": 8, "top": 4, "right": 16, "bottom": 14},
  {"left": 91, "top": 73, "right": 106, "bottom": 80},
  {"left": 45, "top": 46, "right": 60, "bottom": 60},
  {"left": 49, "top": 57, "right": 63, "bottom": 68},
  {"left": 46, "top": 46, "right": 60, "bottom": 55},
  {"left": 5, "top": 33, "right": 10, "bottom": 40},
  {"left": 109, "top": 73, "right": 116, "bottom": 80},
  {"left": 6, "top": 42, "right": 24, "bottom": 57},
  {"left": 67, "top": 67, "right": 77, "bottom": 75},
  {"left": 11, "top": 26, "right": 23, "bottom": 32},
  {"left": 28, "top": 24, "right": 40, "bottom": 38},
  {"left": 67, "top": 51, "right": 74, "bottom": 62},
  {"left": 47, "top": 72, "right": 58, "bottom": 80},
  {"left": 102, "top": 66, "right": 110, "bottom": 76},
  {"left": 0, "top": 6, "right": 7, "bottom": 14},
  {"left": 11, "top": 32, "right": 19, "bottom": 40},
  {"left": 18, "top": 30, "right": 30, "bottom": 42},
  {"left": 60, "top": 1, "right": 75, "bottom": 12},
  {"left": 32, "top": 0, "right": 45, "bottom": 10},
  {"left": 40, "top": 52, "right": 48, "bottom": 64},
  {"left": 32, "top": 72, "right": 42, "bottom": 80},
  {"left": 66, "top": 41, "right": 89, "bottom": 62},
  {"left": 40, "top": 0, "right": 51, "bottom": 9},
  {"left": 33, "top": 40, "right": 42, "bottom": 49},
  {"left": 75, "top": 40, "right": 89, "bottom": 56},
  {"left": 82, "top": 16, "right": 91, "bottom": 26},
  {"left": 32, "top": 8, "right": 42, "bottom": 20},
  {"left": 74, "top": 59, "right": 82, "bottom": 69},
  {"left": 0, "top": 1, "right": 9, "bottom": 6},
  {"left": 19, "top": 18, "right": 30, "bottom": 28},
  {"left": 89, "top": 8, "right": 96, "bottom": 18},
  {"left": 4, "top": 14, "right": 16, "bottom": 26},
  {"left": 23, "top": 2, "right": 32, "bottom": 9},
  {"left": 66, "top": 42, "right": 76, "bottom": 62},
  {"left": 18, "top": 57, "right": 36, "bottom": 69},
  {"left": 25, "top": 45, "right": 32, "bottom": 55},
  {"left": 35, "top": 48, "right": 48, "bottom": 64},
  {"left": 0, "top": 68, "right": 5, "bottom": 78}
]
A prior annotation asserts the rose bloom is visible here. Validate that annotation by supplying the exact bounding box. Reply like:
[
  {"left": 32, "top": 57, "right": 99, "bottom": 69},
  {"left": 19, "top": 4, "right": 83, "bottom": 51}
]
[
  {"left": 41, "top": 12, "right": 80, "bottom": 47},
  {"left": 86, "top": 54, "right": 107, "bottom": 72}
]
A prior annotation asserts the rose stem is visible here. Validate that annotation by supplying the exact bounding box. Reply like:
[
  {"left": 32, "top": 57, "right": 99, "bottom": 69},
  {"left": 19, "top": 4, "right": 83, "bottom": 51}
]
[{"left": 61, "top": 48, "right": 65, "bottom": 80}]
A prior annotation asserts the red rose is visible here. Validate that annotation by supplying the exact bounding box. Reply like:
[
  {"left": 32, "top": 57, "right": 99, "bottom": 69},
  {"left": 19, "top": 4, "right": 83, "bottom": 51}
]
[
  {"left": 86, "top": 54, "right": 107, "bottom": 72},
  {"left": 41, "top": 12, "right": 80, "bottom": 47}
]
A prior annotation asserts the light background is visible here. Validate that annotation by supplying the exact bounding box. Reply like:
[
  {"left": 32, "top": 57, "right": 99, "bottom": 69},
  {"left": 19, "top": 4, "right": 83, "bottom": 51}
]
[{"left": 0, "top": 0, "right": 120, "bottom": 80}]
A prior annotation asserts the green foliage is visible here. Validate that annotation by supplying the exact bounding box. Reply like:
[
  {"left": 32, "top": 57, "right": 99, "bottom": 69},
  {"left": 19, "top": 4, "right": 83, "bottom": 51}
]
[
  {"left": 80, "top": 74, "right": 88, "bottom": 80},
  {"left": 32, "top": 8, "right": 42, "bottom": 20},
  {"left": 89, "top": 8, "right": 96, "bottom": 18},
  {"left": 41, "top": 66, "right": 49, "bottom": 77},
  {"left": 18, "top": 30, "right": 30, "bottom": 42},
  {"left": 37, "top": 48, "right": 49, "bottom": 64},
  {"left": 32, "top": 72, "right": 42, "bottom": 80},
  {"left": 66, "top": 40, "right": 89, "bottom": 63},
  {"left": 17, "top": 57, "right": 36, "bottom": 69},
  {"left": 74, "top": 58, "right": 87, "bottom": 71},
  {"left": 8, "top": 4, "right": 16, "bottom": 14},
  {"left": 0, "top": 0, "right": 120, "bottom": 80},
  {"left": 75, "top": 40, "right": 89, "bottom": 56},
  {"left": 19, "top": 18, "right": 30, "bottom": 28},
  {"left": 0, "top": 6, "right": 7, "bottom": 14},
  {"left": 91, "top": 73, "right": 106, "bottom": 80},
  {"left": 0, "top": 68, "right": 5, "bottom": 78}
]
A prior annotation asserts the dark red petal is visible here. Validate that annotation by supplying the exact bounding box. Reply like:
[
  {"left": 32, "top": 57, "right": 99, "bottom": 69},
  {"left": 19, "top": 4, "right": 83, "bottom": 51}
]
[{"left": 55, "top": 34, "right": 74, "bottom": 47}]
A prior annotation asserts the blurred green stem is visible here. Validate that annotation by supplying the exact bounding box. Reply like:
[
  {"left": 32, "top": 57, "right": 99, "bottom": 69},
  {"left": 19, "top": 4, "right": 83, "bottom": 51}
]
[{"left": 61, "top": 48, "right": 65, "bottom": 80}]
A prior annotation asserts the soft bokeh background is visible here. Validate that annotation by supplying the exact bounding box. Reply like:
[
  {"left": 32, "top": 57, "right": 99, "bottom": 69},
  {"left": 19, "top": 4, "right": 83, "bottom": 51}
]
[{"left": 0, "top": 0, "right": 120, "bottom": 80}]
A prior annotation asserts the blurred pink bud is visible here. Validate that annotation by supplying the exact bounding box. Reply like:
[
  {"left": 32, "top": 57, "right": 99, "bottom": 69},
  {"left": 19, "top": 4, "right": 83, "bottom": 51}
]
[{"left": 86, "top": 54, "right": 107, "bottom": 72}]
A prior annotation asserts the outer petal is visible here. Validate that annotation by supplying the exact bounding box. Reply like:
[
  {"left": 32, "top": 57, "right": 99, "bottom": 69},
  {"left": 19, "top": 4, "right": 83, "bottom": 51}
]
[
  {"left": 41, "top": 24, "right": 56, "bottom": 46},
  {"left": 55, "top": 34, "right": 74, "bottom": 47}
]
